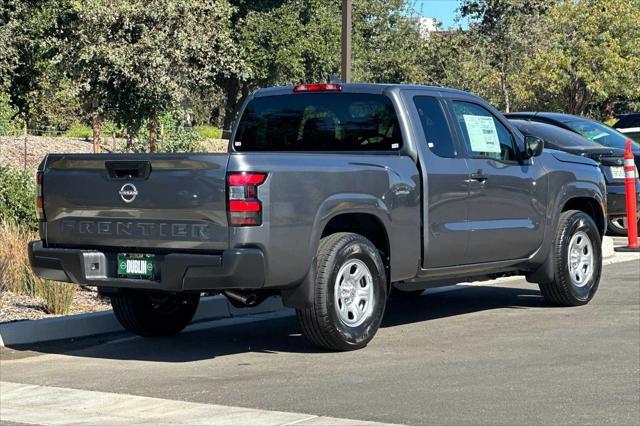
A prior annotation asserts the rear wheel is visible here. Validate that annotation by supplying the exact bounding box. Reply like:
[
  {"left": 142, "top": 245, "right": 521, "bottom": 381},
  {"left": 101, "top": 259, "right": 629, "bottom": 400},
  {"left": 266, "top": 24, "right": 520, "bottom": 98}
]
[
  {"left": 111, "top": 290, "right": 200, "bottom": 337},
  {"left": 539, "top": 210, "right": 602, "bottom": 306},
  {"left": 297, "top": 233, "right": 387, "bottom": 351}
]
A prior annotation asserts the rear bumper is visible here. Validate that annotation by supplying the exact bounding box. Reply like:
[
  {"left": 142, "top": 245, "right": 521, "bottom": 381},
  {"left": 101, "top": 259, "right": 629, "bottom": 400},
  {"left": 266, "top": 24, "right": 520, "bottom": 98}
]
[
  {"left": 28, "top": 241, "right": 265, "bottom": 291},
  {"left": 606, "top": 185, "right": 640, "bottom": 217}
]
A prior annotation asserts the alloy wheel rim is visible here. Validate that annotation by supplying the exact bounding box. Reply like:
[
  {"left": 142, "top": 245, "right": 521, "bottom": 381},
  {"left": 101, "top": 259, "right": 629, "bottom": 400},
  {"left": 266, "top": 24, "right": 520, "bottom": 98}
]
[
  {"left": 568, "top": 231, "right": 594, "bottom": 288},
  {"left": 334, "top": 259, "right": 375, "bottom": 327}
]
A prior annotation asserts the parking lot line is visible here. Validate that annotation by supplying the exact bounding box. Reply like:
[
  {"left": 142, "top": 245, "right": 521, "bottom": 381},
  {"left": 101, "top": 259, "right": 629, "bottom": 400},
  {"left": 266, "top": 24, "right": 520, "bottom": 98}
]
[{"left": 0, "top": 381, "right": 400, "bottom": 426}]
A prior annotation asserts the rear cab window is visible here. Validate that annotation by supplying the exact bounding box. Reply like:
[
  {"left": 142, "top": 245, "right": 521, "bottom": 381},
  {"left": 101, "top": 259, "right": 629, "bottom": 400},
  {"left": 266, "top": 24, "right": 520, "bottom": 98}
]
[{"left": 234, "top": 93, "right": 402, "bottom": 152}]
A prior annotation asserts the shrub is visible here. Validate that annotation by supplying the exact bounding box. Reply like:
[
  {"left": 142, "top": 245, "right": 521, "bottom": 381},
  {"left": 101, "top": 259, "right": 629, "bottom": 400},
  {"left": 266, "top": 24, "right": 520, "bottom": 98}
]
[
  {"left": 0, "top": 221, "right": 40, "bottom": 297},
  {"left": 40, "top": 280, "right": 76, "bottom": 315},
  {"left": 0, "top": 167, "right": 37, "bottom": 230},
  {"left": 0, "top": 91, "right": 24, "bottom": 136},
  {"left": 132, "top": 113, "right": 205, "bottom": 153},
  {"left": 64, "top": 123, "right": 93, "bottom": 140},
  {"left": 195, "top": 125, "right": 223, "bottom": 139}
]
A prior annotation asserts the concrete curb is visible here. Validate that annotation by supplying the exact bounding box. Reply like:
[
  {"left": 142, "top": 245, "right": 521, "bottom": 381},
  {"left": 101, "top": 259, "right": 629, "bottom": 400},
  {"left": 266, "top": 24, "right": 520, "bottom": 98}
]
[
  {"left": 602, "top": 236, "right": 615, "bottom": 259},
  {"left": 0, "top": 295, "right": 283, "bottom": 347}
]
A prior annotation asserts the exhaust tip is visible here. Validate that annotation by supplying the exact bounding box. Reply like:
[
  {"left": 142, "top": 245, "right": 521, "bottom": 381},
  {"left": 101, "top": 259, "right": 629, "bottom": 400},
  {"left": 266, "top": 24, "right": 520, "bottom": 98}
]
[
  {"left": 224, "top": 290, "right": 259, "bottom": 307},
  {"left": 244, "top": 294, "right": 258, "bottom": 306}
]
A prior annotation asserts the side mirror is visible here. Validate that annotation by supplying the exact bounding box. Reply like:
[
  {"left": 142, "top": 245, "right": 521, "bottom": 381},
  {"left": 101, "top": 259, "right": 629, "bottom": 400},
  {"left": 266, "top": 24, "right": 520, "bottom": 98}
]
[{"left": 524, "top": 136, "right": 544, "bottom": 159}]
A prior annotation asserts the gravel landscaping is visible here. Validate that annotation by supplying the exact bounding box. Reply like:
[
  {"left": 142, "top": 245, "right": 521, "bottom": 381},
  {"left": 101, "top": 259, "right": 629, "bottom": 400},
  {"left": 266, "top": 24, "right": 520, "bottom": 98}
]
[{"left": 0, "top": 286, "right": 111, "bottom": 324}]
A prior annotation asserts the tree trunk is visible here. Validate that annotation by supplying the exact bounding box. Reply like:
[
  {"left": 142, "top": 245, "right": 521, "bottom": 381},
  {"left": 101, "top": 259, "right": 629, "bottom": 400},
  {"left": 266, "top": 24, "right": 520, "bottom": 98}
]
[
  {"left": 91, "top": 112, "right": 102, "bottom": 154},
  {"left": 126, "top": 130, "right": 133, "bottom": 153},
  {"left": 148, "top": 109, "right": 158, "bottom": 153},
  {"left": 500, "top": 69, "right": 510, "bottom": 113}
]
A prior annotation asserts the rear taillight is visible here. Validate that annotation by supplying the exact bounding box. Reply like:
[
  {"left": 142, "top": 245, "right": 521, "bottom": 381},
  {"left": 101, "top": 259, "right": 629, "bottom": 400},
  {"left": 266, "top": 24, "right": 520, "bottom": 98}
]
[
  {"left": 227, "top": 172, "right": 267, "bottom": 226},
  {"left": 35, "top": 171, "right": 45, "bottom": 220}
]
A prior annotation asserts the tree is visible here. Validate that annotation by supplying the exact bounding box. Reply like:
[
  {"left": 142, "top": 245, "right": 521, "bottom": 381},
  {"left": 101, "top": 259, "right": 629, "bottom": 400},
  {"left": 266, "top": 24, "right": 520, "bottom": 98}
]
[
  {"left": 0, "top": 0, "right": 80, "bottom": 132},
  {"left": 219, "top": 0, "right": 341, "bottom": 132},
  {"left": 458, "top": 0, "right": 552, "bottom": 112},
  {"left": 518, "top": 0, "right": 640, "bottom": 115},
  {"left": 64, "top": 0, "right": 243, "bottom": 152},
  {"left": 352, "top": 0, "right": 426, "bottom": 84},
  {"left": 223, "top": 0, "right": 426, "bottom": 131},
  {"left": 420, "top": 29, "right": 498, "bottom": 100}
]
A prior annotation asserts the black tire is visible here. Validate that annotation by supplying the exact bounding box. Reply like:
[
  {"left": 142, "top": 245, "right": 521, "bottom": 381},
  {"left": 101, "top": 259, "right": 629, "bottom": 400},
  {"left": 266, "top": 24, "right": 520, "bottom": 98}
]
[
  {"left": 297, "top": 232, "right": 388, "bottom": 351},
  {"left": 390, "top": 287, "right": 424, "bottom": 298},
  {"left": 110, "top": 290, "right": 200, "bottom": 337},
  {"left": 607, "top": 217, "right": 639, "bottom": 237},
  {"left": 539, "top": 210, "right": 602, "bottom": 306}
]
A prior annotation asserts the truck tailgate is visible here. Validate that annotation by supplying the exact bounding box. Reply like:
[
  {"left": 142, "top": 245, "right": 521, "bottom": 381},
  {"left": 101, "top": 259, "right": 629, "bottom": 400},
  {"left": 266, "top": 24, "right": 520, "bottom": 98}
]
[{"left": 42, "top": 154, "right": 229, "bottom": 251}]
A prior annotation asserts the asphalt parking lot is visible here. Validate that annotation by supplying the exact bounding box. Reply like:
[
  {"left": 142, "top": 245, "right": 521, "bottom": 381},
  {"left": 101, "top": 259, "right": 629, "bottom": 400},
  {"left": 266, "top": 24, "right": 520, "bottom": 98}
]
[{"left": 1, "top": 259, "right": 639, "bottom": 425}]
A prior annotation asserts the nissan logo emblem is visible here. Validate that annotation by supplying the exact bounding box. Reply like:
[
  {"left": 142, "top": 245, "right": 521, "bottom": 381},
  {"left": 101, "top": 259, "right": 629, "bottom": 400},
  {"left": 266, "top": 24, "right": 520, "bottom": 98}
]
[{"left": 119, "top": 183, "right": 138, "bottom": 203}]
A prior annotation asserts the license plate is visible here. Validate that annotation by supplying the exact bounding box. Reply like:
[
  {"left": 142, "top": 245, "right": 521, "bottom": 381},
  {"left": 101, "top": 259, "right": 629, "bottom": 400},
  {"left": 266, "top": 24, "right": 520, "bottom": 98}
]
[
  {"left": 611, "top": 166, "right": 625, "bottom": 180},
  {"left": 117, "top": 254, "right": 155, "bottom": 279}
]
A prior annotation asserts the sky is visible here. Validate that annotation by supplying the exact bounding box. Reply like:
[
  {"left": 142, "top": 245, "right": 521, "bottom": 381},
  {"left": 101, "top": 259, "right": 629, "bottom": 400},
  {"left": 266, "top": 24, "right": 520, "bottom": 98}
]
[{"left": 411, "top": 0, "right": 469, "bottom": 29}]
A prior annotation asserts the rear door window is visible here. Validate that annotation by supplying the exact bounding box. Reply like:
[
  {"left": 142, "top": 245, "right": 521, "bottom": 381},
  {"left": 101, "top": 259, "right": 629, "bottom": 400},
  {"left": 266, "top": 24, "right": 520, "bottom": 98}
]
[
  {"left": 234, "top": 93, "right": 402, "bottom": 151},
  {"left": 413, "top": 96, "right": 456, "bottom": 158}
]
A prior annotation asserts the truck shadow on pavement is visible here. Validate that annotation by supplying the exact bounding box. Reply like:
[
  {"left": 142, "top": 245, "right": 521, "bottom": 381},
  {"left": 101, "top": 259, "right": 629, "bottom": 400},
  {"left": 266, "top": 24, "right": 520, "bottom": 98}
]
[{"left": 9, "top": 285, "right": 547, "bottom": 362}]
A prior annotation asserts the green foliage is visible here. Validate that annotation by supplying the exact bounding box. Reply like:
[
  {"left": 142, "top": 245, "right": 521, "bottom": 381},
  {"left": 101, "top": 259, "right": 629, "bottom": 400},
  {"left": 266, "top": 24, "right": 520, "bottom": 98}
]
[
  {"left": 131, "top": 113, "right": 205, "bottom": 153},
  {"left": 0, "top": 91, "right": 24, "bottom": 136},
  {"left": 63, "top": 123, "right": 92, "bottom": 140},
  {"left": 64, "top": 0, "right": 244, "bottom": 143},
  {"left": 456, "top": 0, "right": 553, "bottom": 111},
  {"left": 195, "top": 125, "right": 223, "bottom": 140},
  {"left": 1, "top": 0, "right": 80, "bottom": 129},
  {"left": 352, "top": 0, "right": 426, "bottom": 83},
  {"left": 517, "top": 0, "right": 640, "bottom": 115},
  {"left": 2, "top": 0, "right": 639, "bottom": 135},
  {"left": 0, "top": 167, "right": 37, "bottom": 230}
]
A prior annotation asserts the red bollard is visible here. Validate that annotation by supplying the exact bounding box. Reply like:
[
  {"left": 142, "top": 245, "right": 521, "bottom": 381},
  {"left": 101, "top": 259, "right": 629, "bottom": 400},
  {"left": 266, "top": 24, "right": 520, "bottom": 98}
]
[{"left": 614, "top": 139, "right": 640, "bottom": 252}]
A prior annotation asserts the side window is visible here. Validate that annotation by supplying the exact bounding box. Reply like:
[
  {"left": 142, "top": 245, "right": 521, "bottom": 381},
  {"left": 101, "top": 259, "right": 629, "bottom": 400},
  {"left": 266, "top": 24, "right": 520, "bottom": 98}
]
[
  {"left": 413, "top": 96, "right": 456, "bottom": 158},
  {"left": 452, "top": 101, "right": 516, "bottom": 161}
]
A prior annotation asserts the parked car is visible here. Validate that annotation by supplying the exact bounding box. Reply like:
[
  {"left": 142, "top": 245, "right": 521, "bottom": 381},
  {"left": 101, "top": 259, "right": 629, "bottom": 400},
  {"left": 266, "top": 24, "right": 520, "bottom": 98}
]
[
  {"left": 510, "top": 119, "right": 640, "bottom": 236},
  {"left": 30, "top": 84, "right": 607, "bottom": 351},
  {"left": 613, "top": 113, "right": 640, "bottom": 142},
  {"left": 504, "top": 112, "right": 640, "bottom": 170}
]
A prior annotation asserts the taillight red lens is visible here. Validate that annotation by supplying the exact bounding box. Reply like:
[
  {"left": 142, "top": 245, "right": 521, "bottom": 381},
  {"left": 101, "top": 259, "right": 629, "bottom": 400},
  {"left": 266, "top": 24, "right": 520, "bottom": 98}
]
[
  {"left": 293, "top": 83, "right": 342, "bottom": 93},
  {"left": 227, "top": 172, "right": 267, "bottom": 226},
  {"left": 229, "top": 200, "right": 261, "bottom": 212},
  {"left": 229, "top": 173, "right": 266, "bottom": 186},
  {"left": 35, "top": 171, "right": 45, "bottom": 220}
]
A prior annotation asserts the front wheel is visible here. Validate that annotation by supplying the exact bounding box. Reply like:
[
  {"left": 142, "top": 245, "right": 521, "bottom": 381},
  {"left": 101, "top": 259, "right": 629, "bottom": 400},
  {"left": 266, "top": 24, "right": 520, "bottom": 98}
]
[
  {"left": 297, "top": 233, "right": 387, "bottom": 351},
  {"left": 539, "top": 210, "right": 602, "bottom": 306},
  {"left": 607, "top": 217, "right": 639, "bottom": 237},
  {"left": 111, "top": 291, "right": 200, "bottom": 337}
]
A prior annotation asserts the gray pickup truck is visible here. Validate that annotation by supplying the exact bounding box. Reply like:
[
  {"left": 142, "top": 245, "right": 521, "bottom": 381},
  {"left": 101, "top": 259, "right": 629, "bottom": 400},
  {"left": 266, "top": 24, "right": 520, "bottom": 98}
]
[{"left": 30, "top": 83, "right": 607, "bottom": 351}]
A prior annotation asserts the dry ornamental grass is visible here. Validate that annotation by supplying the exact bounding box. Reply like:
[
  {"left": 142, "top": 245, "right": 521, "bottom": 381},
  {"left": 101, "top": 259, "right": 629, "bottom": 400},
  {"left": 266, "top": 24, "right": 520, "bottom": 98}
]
[{"left": 0, "top": 221, "right": 77, "bottom": 315}]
